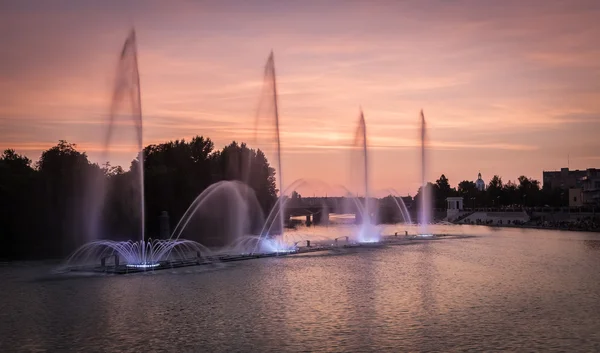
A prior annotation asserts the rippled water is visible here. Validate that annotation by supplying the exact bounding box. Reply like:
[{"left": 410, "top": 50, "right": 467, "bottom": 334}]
[{"left": 2, "top": 225, "right": 600, "bottom": 352}]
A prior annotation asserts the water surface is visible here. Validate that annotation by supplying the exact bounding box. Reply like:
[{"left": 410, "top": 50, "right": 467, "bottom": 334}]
[{"left": 2, "top": 225, "right": 599, "bottom": 352}]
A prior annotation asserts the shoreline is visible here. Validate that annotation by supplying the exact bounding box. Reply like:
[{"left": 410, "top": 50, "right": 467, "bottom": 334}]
[{"left": 459, "top": 223, "right": 600, "bottom": 233}]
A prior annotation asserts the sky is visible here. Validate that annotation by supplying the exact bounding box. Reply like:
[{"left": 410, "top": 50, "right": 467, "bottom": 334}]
[{"left": 1, "top": 0, "right": 600, "bottom": 196}]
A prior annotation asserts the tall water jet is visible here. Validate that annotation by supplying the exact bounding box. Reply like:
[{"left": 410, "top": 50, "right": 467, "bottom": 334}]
[
  {"left": 60, "top": 30, "right": 218, "bottom": 272},
  {"left": 357, "top": 111, "right": 369, "bottom": 206},
  {"left": 253, "top": 51, "right": 284, "bottom": 240},
  {"left": 351, "top": 110, "right": 380, "bottom": 243},
  {"left": 87, "top": 29, "right": 144, "bottom": 245},
  {"left": 419, "top": 109, "right": 432, "bottom": 235}
]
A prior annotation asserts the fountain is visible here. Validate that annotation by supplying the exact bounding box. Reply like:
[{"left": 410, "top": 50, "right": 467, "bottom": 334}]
[
  {"left": 386, "top": 188, "right": 413, "bottom": 225},
  {"left": 59, "top": 31, "right": 447, "bottom": 274},
  {"left": 169, "top": 180, "right": 293, "bottom": 255},
  {"left": 59, "top": 29, "right": 213, "bottom": 273},
  {"left": 351, "top": 110, "right": 381, "bottom": 243},
  {"left": 249, "top": 51, "right": 296, "bottom": 253},
  {"left": 86, "top": 29, "right": 143, "bottom": 245},
  {"left": 417, "top": 110, "right": 434, "bottom": 237}
]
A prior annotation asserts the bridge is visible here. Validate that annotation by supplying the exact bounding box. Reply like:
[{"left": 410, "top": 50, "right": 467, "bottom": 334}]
[{"left": 281, "top": 196, "right": 446, "bottom": 225}]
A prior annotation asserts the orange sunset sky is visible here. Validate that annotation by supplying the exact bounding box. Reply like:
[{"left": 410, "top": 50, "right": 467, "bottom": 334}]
[{"left": 1, "top": 0, "right": 599, "bottom": 196}]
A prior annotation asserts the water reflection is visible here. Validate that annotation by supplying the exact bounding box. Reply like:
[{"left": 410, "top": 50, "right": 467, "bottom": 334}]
[
  {"left": 2, "top": 227, "right": 600, "bottom": 351},
  {"left": 344, "top": 249, "right": 378, "bottom": 351},
  {"left": 583, "top": 239, "right": 600, "bottom": 251},
  {"left": 274, "top": 248, "right": 380, "bottom": 351},
  {"left": 415, "top": 243, "right": 438, "bottom": 351}
]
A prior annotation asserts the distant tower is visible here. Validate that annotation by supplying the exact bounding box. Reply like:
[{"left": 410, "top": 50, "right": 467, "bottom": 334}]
[{"left": 475, "top": 172, "right": 485, "bottom": 191}]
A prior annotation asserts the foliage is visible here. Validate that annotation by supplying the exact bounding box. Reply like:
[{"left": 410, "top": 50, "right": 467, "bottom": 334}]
[
  {"left": 0, "top": 137, "right": 277, "bottom": 260},
  {"left": 414, "top": 173, "right": 557, "bottom": 210},
  {"left": 0, "top": 136, "right": 578, "bottom": 260}
]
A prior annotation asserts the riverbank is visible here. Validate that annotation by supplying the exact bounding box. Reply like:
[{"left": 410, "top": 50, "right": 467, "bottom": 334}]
[{"left": 461, "top": 222, "right": 600, "bottom": 233}]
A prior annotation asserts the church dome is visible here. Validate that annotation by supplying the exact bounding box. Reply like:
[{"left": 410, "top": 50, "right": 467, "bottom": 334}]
[{"left": 475, "top": 172, "right": 485, "bottom": 191}]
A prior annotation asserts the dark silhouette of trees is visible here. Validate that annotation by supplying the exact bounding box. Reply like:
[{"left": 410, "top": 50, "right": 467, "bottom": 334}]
[
  {"left": 0, "top": 150, "right": 38, "bottom": 259},
  {"left": 517, "top": 176, "right": 541, "bottom": 207},
  {"left": 37, "top": 141, "right": 104, "bottom": 255},
  {"left": 0, "top": 137, "right": 278, "bottom": 260},
  {"left": 502, "top": 180, "right": 519, "bottom": 206},
  {"left": 414, "top": 175, "right": 459, "bottom": 210},
  {"left": 457, "top": 180, "right": 478, "bottom": 208},
  {"left": 414, "top": 182, "right": 437, "bottom": 212},
  {"left": 413, "top": 173, "right": 561, "bottom": 210},
  {"left": 487, "top": 175, "right": 503, "bottom": 206},
  {"left": 1, "top": 134, "right": 581, "bottom": 261},
  {"left": 435, "top": 174, "right": 457, "bottom": 208},
  {"left": 210, "top": 142, "right": 278, "bottom": 216},
  {"left": 457, "top": 180, "right": 476, "bottom": 197},
  {"left": 540, "top": 183, "right": 565, "bottom": 207}
]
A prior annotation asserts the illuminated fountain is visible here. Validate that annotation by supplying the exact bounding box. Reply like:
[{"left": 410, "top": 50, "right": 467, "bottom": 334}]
[
  {"left": 243, "top": 108, "right": 414, "bottom": 248},
  {"left": 64, "top": 239, "right": 213, "bottom": 270},
  {"left": 60, "top": 32, "right": 437, "bottom": 274},
  {"left": 249, "top": 51, "right": 296, "bottom": 253},
  {"left": 170, "top": 180, "right": 297, "bottom": 256},
  {"left": 114, "top": 51, "right": 299, "bottom": 261},
  {"left": 60, "top": 29, "right": 212, "bottom": 273},
  {"left": 351, "top": 110, "right": 381, "bottom": 243},
  {"left": 417, "top": 110, "right": 433, "bottom": 237}
]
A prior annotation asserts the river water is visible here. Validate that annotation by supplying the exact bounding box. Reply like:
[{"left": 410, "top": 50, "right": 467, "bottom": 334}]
[{"left": 1, "top": 225, "right": 599, "bottom": 352}]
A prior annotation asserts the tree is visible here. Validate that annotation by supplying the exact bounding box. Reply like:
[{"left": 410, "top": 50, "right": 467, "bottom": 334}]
[
  {"left": 0, "top": 135, "right": 280, "bottom": 260},
  {"left": 141, "top": 137, "right": 216, "bottom": 237},
  {"left": 37, "top": 141, "right": 104, "bottom": 255},
  {"left": 436, "top": 174, "right": 451, "bottom": 193},
  {"left": 434, "top": 174, "right": 455, "bottom": 209},
  {"left": 517, "top": 176, "right": 541, "bottom": 207},
  {"left": 0, "top": 150, "right": 37, "bottom": 260},
  {"left": 415, "top": 182, "right": 437, "bottom": 210},
  {"left": 487, "top": 175, "right": 503, "bottom": 206},
  {"left": 488, "top": 175, "right": 503, "bottom": 190},
  {"left": 458, "top": 180, "right": 476, "bottom": 196},
  {"left": 436, "top": 175, "right": 450, "bottom": 192},
  {"left": 502, "top": 180, "right": 519, "bottom": 206},
  {"left": 457, "top": 179, "right": 490, "bottom": 209},
  {"left": 1, "top": 149, "right": 32, "bottom": 170},
  {"left": 541, "top": 184, "right": 564, "bottom": 207}
]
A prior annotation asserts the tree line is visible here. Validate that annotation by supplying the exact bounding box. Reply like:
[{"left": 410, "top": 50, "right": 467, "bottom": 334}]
[
  {"left": 0, "top": 137, "right": 277, "bottom": 260},
  {"left": 413, "top": 174, "right": 565, "bottom": 210},
  {"left": 0, "top": 137, "right": 570, "bottom": 261}
]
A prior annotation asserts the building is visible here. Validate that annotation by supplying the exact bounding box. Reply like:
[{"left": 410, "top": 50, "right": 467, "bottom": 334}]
[
  {"left": 543, "top": 167, "right": 600, "bottom": 206},
  {"left": 475, "top": 172, "right": 485, "bottom": 191},
  {"left": 446, "top": 197, "right": 464, "bottom": 221},
  {"left": 569, "top": 188, "right": 583, "bottom": 207},
  {"left": 542, "top": 168, "right": 594, "bottom": 190},
  {"left": 581, "top": 169, "right": 600, "bottom": 206}
]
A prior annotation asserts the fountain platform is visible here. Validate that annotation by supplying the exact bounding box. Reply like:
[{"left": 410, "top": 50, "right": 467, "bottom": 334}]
[
  {"left": 66, "top": 249, "right": 321, "bottom": 274},
  {"left": 64, "top": 234, "right": 468, "bottom": 275}
]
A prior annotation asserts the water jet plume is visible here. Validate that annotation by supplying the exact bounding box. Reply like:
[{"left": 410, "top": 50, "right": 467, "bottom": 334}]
[
  {"left": 88, "top": 28, "right": 144, "bottom": 244},
  {"left": 252, "top": 51, "right": 284, "bottom": 238},
  {"left": 419, "top": 109, "right": 432, "bottom": 235}
]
